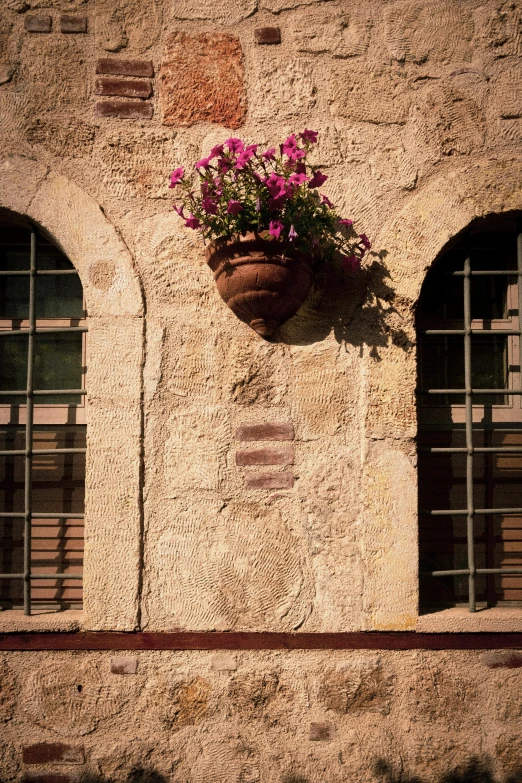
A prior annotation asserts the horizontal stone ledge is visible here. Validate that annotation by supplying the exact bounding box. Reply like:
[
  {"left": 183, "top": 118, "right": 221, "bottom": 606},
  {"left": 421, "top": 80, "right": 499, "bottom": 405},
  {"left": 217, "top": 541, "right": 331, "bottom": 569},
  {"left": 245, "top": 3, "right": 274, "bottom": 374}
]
[
  {"left": 236, "top": 422, "right": 294, "bottom": 441},
  {"left": 236, "top": 445, "right": 294, "bottom": 466},
  {"left": 95, "top": 100, "right": 153, "bottom": 120},
  {"left": 1, "top": 632, "right": 522, "bottom": 651},
  {"left": 95, "top": 77, "right": 153, "bottom": 99},
  {"left": 96, "top": 58, "right": 154, "bottom": 77}
]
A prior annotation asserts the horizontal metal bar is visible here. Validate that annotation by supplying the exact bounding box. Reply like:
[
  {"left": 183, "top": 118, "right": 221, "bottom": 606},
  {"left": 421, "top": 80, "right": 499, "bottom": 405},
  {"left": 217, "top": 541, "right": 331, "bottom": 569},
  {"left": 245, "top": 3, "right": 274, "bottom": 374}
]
[
  {"left": 423, "top": 329, "right": 520, "bottom": 335},
  {"left": 0, "top": 327, "right": 87, "bottom": 336},
  {"left": 0, "top": 573, "right": 82, "bottom": 580},
  {"left": 422, "top": 508, "right": 522, "bottom": 516},
  {"left": 424, "top": 568, "right": 522, "bottom": 577},
  {"left": 452, "top": 270, "right": 520, "bottom": 276},
  {"left": 0, "top": 390, "right": 85, "bottom": 397},
  {"left": 421, "top": 388, "right": 521, "bottom": 395},
  {"left": 419, "top": 446, "right": 522, "bottom": 453},
  {"left": 426, "top": 569, "right": 471, "bottom": 577},
  {"left": 0, "top": 512, "right": 84, "bottom": 519},
  {"left": 477, "top": 568, "right": 522, "bottom": 574},
  {"left": 0, "top": 448, "right": 86, "bottom": 456},
  {"left": 0, "top": 270, "right": 79, "bottom": 276}
]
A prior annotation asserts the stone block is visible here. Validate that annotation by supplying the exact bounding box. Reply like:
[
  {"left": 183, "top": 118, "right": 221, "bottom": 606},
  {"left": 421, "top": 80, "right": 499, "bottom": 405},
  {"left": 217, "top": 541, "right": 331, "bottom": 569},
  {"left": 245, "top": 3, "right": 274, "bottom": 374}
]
[
  {"left": 110, "top": 656, "right": 138, "bottom": 674},
  {"left": 23, "top": 744, "right": 84, "bottom": 765},
  {"left": 245, "top": 471, "right": 294, "bottom": 489},
  {"left": 96, "top": 58, "right": 154, "bottom": 77},
  {"left": 60, "top": 15, "right": 87, "bottom": 34},
  {"left": 21, "top": 774, "right": 80, "bottom": 783},
  {"left": 211, "top": 654, "right": 237, "bottom": 671},
  {"left": 95, "top": 77, "right": 153, "bottom": 99},
  {"left": 236, "top": 422, "right": 294, "bottom": 441},
  {"left": 159, "top": 32, "right": 246, "bottom": 128},
  {"left": 24, "top": 16, "right": 52, "bottom": 32},
  {"left": 236, "top": 446, "right": 294, "bottom": 466},
  {"left": 95, "top": 100, "right": 153, "bottom": 120},
  {"left": 254, "top": 26, "right": 281, "bottom": 44},
  {"left": 481, "top": 651, "right": 522, "bottom": 669},
  {"left": 310, "top": 722, "right": 334, "bottom": 741}
]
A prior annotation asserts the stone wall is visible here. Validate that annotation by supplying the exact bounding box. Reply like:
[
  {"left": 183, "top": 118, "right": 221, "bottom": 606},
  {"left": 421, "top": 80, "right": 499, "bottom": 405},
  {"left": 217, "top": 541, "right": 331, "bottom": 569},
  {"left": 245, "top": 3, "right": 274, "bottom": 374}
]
[{"left": 1, "top": 0, "right": 522, "bottom": 777}]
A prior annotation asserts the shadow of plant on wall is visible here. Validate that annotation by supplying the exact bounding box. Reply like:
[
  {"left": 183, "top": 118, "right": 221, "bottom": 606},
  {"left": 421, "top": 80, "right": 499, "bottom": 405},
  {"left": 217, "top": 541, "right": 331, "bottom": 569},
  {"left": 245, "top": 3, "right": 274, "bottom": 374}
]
[{"left": 277, "top": 250, "right": 414, "bottom": 356}]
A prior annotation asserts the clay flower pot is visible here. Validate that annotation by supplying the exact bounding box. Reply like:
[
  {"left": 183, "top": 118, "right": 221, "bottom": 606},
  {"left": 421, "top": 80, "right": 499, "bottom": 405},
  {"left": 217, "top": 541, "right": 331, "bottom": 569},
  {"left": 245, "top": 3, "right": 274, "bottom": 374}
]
[{"left": 205, "top": 232, "right": 316, "bottom": 337}]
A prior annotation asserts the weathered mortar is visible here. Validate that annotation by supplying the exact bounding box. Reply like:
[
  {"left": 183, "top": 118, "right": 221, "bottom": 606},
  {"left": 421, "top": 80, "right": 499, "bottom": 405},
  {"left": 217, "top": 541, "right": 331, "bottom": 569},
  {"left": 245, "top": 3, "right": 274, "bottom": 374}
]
[{"left": 1, "top": 0, "right": 522, "bottom": 776}]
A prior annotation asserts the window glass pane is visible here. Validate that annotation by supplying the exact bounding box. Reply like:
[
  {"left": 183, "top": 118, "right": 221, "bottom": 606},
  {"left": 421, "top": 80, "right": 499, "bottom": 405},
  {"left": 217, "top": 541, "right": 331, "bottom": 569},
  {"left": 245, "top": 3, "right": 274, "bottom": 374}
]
[
  {"left": 0, "top": 335, "right": 27, "bottom": 399},
  {"left": 34, "top": 333, "right": 83, "bottom": 403},
  {"left": 35, "top": 276, "right": 83, "bottom": 319},
  {"left": 0, "top": 276, "right": 29, "bottom": 319},
  {"left": 420, "top": 336, "right": 465, "bottom": 405},
  {"left": 471, "top": 335, "right": 507, "bottom": 404}
]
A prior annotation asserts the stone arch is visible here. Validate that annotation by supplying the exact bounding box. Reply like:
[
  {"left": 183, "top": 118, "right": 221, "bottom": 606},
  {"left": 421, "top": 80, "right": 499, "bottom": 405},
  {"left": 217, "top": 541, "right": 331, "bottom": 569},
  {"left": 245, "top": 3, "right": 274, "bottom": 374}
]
[{"left": 0, "top": 155, "right": 144, "bottom": 630}]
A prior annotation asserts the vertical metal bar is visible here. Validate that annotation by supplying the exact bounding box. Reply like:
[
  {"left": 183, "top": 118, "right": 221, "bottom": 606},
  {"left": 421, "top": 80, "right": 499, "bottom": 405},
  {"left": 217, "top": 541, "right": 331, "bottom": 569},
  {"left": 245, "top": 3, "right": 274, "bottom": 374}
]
[
  {"left": 23, "top": 231, "right": 36, "bottom": 615},
  {"left": 518, "top": 227, "right": 522, "bottom": 379},
  {"left": 464, "top": 255, "right": 476, "bottom": 612}
]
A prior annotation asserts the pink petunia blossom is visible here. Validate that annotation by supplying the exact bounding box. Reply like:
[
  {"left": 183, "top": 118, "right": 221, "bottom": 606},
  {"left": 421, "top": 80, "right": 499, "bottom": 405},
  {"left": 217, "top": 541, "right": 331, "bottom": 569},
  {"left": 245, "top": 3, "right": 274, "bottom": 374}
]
[
  {"left": 210, "top": 144, "right": 224, "bottom": 158},
  {"left": 308, "top": 170, "right": 328, "bottom": 188},
  {"left": 288, "top": 225, "right": 298, "bottom": 241},
  {"left": 235, "top": 145, "right": 257, "bottom": 169},
  {"left": 342, "top": 255, "right": 361, "bottom": 273},
  {"left": 195, "top": 157, "right": 212, "bottom": 169},
  {"left": 288, "top": 172, "right": 309, "bottom": 187},
  {"left": 185, "top": 214, "right": 201, "bottom": 229},
  {"left": 269, "top": 220, "right": 284, "bottom": 238},
  {"left": 227, "top": 199, "right": 243, "bottom": 215},
  {"left": 300, "top": 129, "right": 318, "bottom": 144},
  {"left": 201, "top": 198, "right": 218, "bottom": 215},
  {"left": 225, "top": 137, "right": 245, "bottom": 154},
  {"left": 262, "top": 147, "right": 276, "bottom": 161},
  {"left": 338, "top": 218, "right": 353, "bottom": 227},
  {"left": 359, "top": 233, "right": 371, "bottom": 250},
  {"left": 217, "top": 158, "right": 231, "bottom": 174},
  {"left": 321, "top": 195, "right": 334, "bottom": 208},
  {"left": 169, "top": 167, "right": 185, "bottom": 187},
  {"left": 282, "top": 134, "right": 299, "bottom": 156},
  {"left": 264, "top": 173, "right": 288, "bottom": 200}
]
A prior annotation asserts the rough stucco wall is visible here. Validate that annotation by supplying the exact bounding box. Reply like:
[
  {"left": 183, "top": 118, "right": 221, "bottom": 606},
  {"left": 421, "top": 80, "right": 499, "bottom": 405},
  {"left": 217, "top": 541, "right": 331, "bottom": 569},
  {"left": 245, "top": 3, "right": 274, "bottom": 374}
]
[{"left": 1, "top": 649, "right": 522, "bottom": 781}]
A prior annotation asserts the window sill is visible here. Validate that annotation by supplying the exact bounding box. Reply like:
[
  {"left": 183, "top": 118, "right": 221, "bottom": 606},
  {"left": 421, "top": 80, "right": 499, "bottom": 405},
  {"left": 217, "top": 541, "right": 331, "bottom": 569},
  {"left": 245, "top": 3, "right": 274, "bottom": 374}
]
[
  {"left": 416, "top": 606, "right": 522, "bottom": 633},
  {"left": 0, "top": 609, "right": 82, "bottom": 633}
]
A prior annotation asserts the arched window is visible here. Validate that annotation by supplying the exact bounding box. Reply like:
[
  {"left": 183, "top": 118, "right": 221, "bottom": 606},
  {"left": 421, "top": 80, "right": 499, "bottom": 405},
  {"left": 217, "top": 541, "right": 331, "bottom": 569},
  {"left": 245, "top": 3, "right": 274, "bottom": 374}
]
[
  {"left": 0, "top": 214, "right": 86, "bottom": 615},
  {"left": 417, "top": 213, "right": 522, "bottom": 612}
]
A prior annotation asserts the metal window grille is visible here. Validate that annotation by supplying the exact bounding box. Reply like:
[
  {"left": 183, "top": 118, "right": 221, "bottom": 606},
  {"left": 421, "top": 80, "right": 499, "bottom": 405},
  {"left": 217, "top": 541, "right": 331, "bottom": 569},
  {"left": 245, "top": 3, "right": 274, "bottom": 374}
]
[
  {"left": 0, "top": 228, "right": 86, "bottom": 615},
  {"left": 419, "top": 226, "right": 522, "bottom": 612}
]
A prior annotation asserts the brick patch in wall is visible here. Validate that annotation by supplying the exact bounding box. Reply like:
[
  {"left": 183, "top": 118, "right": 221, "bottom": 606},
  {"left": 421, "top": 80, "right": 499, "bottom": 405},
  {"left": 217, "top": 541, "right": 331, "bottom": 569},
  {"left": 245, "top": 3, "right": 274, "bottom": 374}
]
[
  {"left": 23, "top": 744, "right": 84, "bottom": 765},
  {"left": 21, "top": 774, "right": 80, "bottom": 783},
  {"left": 245, "top": 471, "right": 294, "bottom": 489},
  {"left": 95, "top": 100, "right": 153, "bottom": 120},
  {"left": 60, "top": 15, "right": 87, "bottom": 33},
  {"left": 236, "top": 446, "right": 294, "bottom": 466},
  {"left": 254, "top": 27, "right": 281, "bottom": 44},
  {"left": 481, "top": 651, "right": 522, "bottom": 668},
  {"left": 95, "top": 77, "right": 153, "bottom": 99},
  {"left": 235, "top": 422, "right": 294, "bottom": 441},
  {"left": 24, "top": 15, "right": 52, "bottom": 33},
  {"left": 96, "top": 58, "right": 154, "bottom": 78},
  {"left": 159, "top": 32, "right": 246, "bottom": 128},
  {"left": 111, "top": 656, "right": 138, "bottom": 674},
  {"left": 310, "top": 722, "right": 335, "bottom": 741}
]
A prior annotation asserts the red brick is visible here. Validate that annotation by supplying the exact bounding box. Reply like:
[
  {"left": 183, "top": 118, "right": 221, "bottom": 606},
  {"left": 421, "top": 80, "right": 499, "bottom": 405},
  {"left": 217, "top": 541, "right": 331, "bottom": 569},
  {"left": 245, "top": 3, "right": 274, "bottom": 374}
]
[
  {"left": 22, "top": 774, "right": 80, "bottom": 783},
  {"left": 96, "top": 58, "right": 154, "bottom": 77},
  {"left": 159, "top": 32, "right": 246, "bottom": 129},
  {"left": 245, "top": 471, "right": 294, "bottom": 490},
  {"left": 236, "top": 446, "right": 294, "bottom": 466},
  {"left": 95, "top": 77, "right": 152, "bottom": 99},
  {"left": 236, "top": 422, "right": 294, "bottom": 442},
  {"left": 310, "top": 722, "right": 335, "bottom": 741},
  {"left": 23, "top": 744, "right": 84, "bottom": 765},
  {"left": 95, "top": 100, "right": 153, "bottom": 120},
  {"left": 60, "top": 14, "right": 87, "bottom": 33},
  {"left": 481, "top": 651, "right": 522, "bottom": 669},
  {"left": 111, "top": 656, "right": 138, "bottom": 674},
  {"left": 24, "top": 15, "right": 52, "bottom": 32},
  {"left": 254, "top": 26, "right": 281, "bottom": 44}
]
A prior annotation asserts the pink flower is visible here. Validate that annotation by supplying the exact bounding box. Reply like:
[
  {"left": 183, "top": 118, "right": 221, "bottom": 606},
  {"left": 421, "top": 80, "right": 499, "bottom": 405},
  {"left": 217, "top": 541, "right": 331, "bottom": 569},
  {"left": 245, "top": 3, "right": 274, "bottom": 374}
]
[
  {"left": 173, "top": 204, "right": 185, "bottom": 218},
  {"left": 321, "top": 195, "right": 334, "bottom": 208},
  {"left": 169, "top": 167, "right": 184, "bottom": 187},
  {"left": 210, "top": 144, "right": 224, "bottom": 158},
  {"left": 339, "top": 218, "right": 353, "bottom": 227},
  {"left": 227, "top": 199, "right": 242, "bottom": 215},
  {"left": 201, "top": 198, "right": 218, "bottom": 215},
  {"left": 288, "top": 172, "right": 309, "bottom": 186},
  {"left": 264, "top": 173, "right": 288, "bottom": 200},
  {"left": 235, "top": 145, "right": 258, "bottom": 169},
  {"left": 288, "top": 225, "right": 298, "bottom": 241},
  {"left": 359, "top": 233, "right": 371, "bottom": 250},
  {"left": 342, "top": 255, "right": 361, "bottom": 273},
  {"left": 262, "top": 147, "right": 276, "bottom": 161},
  {"left": 195, "top": 157, "right": 212, "bottom": 169},
  {"left": 269, "top": 220, "right": 284, "bottom": 238},
  {"left": 225, "top": 137, "right": 244, "bottom": 154},
  {"left": 300, "top": 129, "right": 318, "bottom": 144},
  {"left": 184, "top": 214, "right": 201, "bottom": 229},
  {"left": 282, "top": 134, "right": 299, "bottom": 156},
  {"left": 308, "top": 170, "right": 328, "bottom": 188},
  {"left": 217, "top": 158, "right": 231, "bottom": 174}
]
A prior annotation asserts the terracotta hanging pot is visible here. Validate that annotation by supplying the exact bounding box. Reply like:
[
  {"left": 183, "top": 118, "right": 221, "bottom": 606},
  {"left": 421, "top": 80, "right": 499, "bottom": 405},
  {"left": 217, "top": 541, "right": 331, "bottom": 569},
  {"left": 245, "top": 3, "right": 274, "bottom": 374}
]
[{"left": 205, "top": 232, "right": 316, "bottom": 337}]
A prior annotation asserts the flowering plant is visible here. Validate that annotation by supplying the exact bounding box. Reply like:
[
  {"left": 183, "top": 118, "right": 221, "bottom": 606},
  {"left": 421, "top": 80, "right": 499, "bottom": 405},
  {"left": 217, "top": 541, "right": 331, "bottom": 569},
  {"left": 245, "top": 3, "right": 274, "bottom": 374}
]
[{"left": 169, "top": 131, "right": 371, "bottom": 271}]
